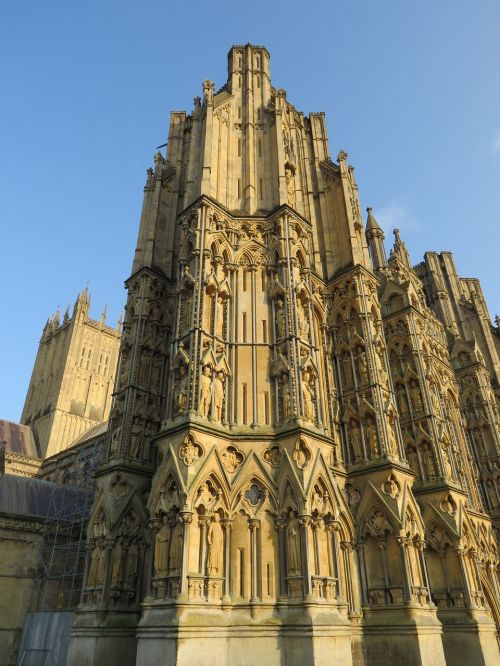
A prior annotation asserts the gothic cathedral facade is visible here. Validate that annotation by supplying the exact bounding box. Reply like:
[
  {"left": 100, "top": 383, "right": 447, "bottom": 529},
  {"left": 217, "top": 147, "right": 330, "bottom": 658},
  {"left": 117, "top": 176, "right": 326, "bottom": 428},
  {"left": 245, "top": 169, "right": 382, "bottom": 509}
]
[{"left": 68, "top": 45, "right": 500, "bottom": 666}]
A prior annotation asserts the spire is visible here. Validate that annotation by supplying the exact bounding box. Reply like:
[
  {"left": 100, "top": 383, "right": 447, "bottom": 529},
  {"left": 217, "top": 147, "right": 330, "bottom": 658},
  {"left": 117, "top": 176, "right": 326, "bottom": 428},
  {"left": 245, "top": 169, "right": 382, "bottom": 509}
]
[
  {"left": 73, "top": 287, "right": 91, "bottom": 319},
  {"left": 389, "top": 228, "right": 411, "bottom": 268},
  {"left": 63, "top": 304, "right": 70, "bottom": 324},
  {"left": 365, "top": 207, "right": 386, "bottom": 270},
  {"left": 366, "top": 207, "right": 383, "bottom": 234},
  {"left": 100, "top": 304, "right": 107, "bottom": 325}
]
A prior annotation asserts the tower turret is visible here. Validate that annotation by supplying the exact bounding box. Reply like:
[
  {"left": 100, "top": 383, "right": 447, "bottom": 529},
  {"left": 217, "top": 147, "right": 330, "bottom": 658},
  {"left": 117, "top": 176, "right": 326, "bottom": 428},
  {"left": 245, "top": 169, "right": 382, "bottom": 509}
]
[{"left": 365, "top": 206, "right": 386, "bottom": 269}]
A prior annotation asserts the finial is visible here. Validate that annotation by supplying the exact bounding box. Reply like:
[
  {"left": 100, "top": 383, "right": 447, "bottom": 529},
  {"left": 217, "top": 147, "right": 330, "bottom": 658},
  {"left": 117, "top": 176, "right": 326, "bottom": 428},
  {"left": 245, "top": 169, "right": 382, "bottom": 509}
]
[
  {"left": 393, "top": 228, "right": 401, "bottom": 244},
  {"left": 101, "top": 304, "right": 107, "bottom": 324}
]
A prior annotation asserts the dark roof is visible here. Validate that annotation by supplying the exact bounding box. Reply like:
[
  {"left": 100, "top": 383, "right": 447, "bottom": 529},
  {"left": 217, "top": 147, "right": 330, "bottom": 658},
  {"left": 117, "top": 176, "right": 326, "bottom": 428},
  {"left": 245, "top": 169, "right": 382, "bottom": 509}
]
[
  {"left": 0, "top": 474, "right": 92, "bottom": 521},
  {"left": 0, "top": 419, "right": 41, "bottom": 458}
]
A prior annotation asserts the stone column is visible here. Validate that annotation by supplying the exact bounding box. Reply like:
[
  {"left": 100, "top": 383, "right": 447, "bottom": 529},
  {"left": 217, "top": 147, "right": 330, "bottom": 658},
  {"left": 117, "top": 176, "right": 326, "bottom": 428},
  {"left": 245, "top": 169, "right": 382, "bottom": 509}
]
[
  {"left": 222, "top": 519, "right": 232, "bottom": 602},
  {"left": 249, "top": 519, "right": 260, "bottom": 602},
  {"left": 355, "top": 541, "right": 368, "bottom": 605},
  {"left": 299, "top": 515, "right": 312, "bottom": 598},
  {"left": 198, "top": 516, "right": 210, "bottom": 575},
  {"left": 456, "top": 548, "right": 473, "bottom": 608},
  {"left": 276, "top": 518, "right": 288, "bottom": 600},
  {"left": 179, "top": 511, "right": 192, "bottom": 600},
  {"left": 397, "top": 537, "right": 412, "bottom": 603}
]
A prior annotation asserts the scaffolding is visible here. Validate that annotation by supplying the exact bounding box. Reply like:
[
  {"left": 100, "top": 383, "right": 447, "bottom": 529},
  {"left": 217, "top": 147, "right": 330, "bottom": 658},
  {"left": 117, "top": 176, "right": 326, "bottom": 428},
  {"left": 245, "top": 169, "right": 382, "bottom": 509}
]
[{"left": 36, "top": 440, "right": 104, "bottom": 611}]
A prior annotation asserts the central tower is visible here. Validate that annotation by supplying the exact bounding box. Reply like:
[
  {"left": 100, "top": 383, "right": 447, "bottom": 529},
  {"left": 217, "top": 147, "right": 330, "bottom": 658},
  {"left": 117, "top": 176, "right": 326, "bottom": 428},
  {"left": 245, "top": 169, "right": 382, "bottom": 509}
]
[{"left": 68, "top": 45, "right": 498, "bottom": 666}]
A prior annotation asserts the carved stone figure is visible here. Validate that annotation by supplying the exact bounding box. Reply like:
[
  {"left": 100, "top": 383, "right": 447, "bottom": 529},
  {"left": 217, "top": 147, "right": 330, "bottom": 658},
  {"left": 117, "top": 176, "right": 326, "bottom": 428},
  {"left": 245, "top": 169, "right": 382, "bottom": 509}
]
[
  {"left": 111, "top": 538, "right": 124, "bottom": 585},
  {"left": 87, "top": 545, "right": 100, "bottom": 587},
  {"left": 174, "top": 364, "right": 188, "bottom": 413},
  {"left": 154, "top": 516, "right": 170, "bottom": 576},
  {"left": 285, "top": 166, "right": 296, "bottom": 207},
  {"left": 410, "top": 380, "right": 423, "bottom": 412},
  {"left": 286, "top": 510, "right": 301, "bottom": 575},
  {"left": 169, "top": 516, "right": 184, "bottom": 574},
  {"left": 207, "top": 514, "right": 224, "bottom": 575},
  {"left": 397, "top": 385, "right": 409, "bottom": 416},
  {"left": 96, "top": 544, "right": 108, "bottom": 587},
  {"left": 442, "top": 444, "right": 453, "bottom": 479},
  {"left": 282, "top": 373, "right": 291, "bottom": 421},
  {"left": 365, "top": 418, "right": 379, "bottom": 457},
  {"left": 125, "top": 541, "right": 138, "bottom": 586},
  {"left": 421, "top": 443, "right": 436, "bottom": 480},
  {"left": 356, "top": 349, "right": 368, "bottom": 384},
  {"left": 213, "top": 370, "right": 225, "bottom": 422},
  {"left": 129, "top": 417, "right": 143, "bottom": 458},
  {"left": 301, "top": 369, "right": 315, "bottom": 422},
  {"left": 216, "top": 297, "right": 225, "bottom": 338},
  {"left": 350, "top": 419, "right": 363, "bottom": 461},
  {"left": 341, "top": 353, "right": 353, "bottom": 388},
  {"left": 199, "top": 366, "right": 212, "bottom": 417},
  {"left": 182, "top": 292, "right": 193, "bottom": 330},
  {"left": 276, "top": 299, "right": 286, "bottom": 338},
  {"left": 297, "top": 299, "right": 309, "bottom": 339}
]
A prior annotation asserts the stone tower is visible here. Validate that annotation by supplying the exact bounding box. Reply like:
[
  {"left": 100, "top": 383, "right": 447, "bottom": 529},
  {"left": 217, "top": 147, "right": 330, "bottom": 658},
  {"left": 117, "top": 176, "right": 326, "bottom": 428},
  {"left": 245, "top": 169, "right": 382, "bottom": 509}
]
[
  {"left": 69, "top": 45, "right": 499, "bottom": 666},
  {"left": 21, "top": 289, "right": 121, "bottom": 457}
]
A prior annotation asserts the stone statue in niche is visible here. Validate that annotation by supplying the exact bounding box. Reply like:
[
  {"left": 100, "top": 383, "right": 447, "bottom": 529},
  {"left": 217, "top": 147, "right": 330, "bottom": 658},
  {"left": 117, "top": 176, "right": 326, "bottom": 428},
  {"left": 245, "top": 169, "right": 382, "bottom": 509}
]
[
  {"left": 297, "top": 299, "right": 309, "bottom": 339},
  {"left": 286, "top": 510, "right": 301, "bottom": 575},
  {"left": 215, "top": 297, "right": 225, "bottom": 339},
  {"left": 421, "top": 443, "right": 436, "bottom": 480},
  {"left": 213, "top": 370, "right": 225, "bottom": 422},
  {"left": 406, "top": 445, "right": 419, "bottom": 475},
  {"left": 125, "top": 541, "right": 138, "bottom": 587},
  {"left": 281, "top": 373, "right": 291, "bottom": 421},
  {"left": 95, "top": 544, "right": 108, "bottom": 587},
  {"left": 169, "top": 515, "right": 184, "bottom": 575},
  {"left": 154, "top": 516, "right": 170, "bottom": 577},
  {"left": 129, "top": 417, "right": 143, "bottom": 458},
  {"left": 442, "top": 444, "right": 453, "bottom": 479},
  {"left": 350, "top": 419, "right": 363, "bottom": 462},
  {"left": 341, "top": 353, "right": 353, "bottom": 388},
  {"left": 285, "top": 166, "right": 296, "bottom": 207},
  {"left": 397, "top": 385, "right": 410, "bottom": 417},
  {"left": 276, "top": 299, "right": 286, "bottom": 338},
  {"left": 356, "top": 348, "right": 368, "bottom": 384},
  {"left": 181, "top": 292, "right": 193, "bottom": 330},
  {"left": 365, "top": 418, "right": 379, "bottom": 457},
  {"left": 301, "top": 369, "right": 315, "bottom": 422},
  {"left": 111, "top": 538, "right": 124, "bottom": 585},
  {"left": 207, "top": 514, "right": 224, "bottom": 575},
  {"left": 409, "top": 380, "right": 423, "bottom": 412},
  {"left": 87, "top": 545, "right": 100, "bottom": 587},
  {"left": 174, "top": 364, "right": 189, "bottom": 413},
  {"left": 199, "top": 366, "right": 213, "bottom": 417}
]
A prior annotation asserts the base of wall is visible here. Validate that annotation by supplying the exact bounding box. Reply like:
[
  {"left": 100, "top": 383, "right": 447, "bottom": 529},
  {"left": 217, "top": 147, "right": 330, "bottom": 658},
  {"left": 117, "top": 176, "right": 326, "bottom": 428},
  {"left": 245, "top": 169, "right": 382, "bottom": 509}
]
[
  {"left": 439, "top": 608, "right": 499, "bottom": 666},
  {"left": 67, "top": 610, "right": 139, "bottom": 666},
  {"left": 362, "top": 606, "right": 446, "bottom": 666},
  {"left": 136, "top": 601, "right": 354, "bottom": 666}
]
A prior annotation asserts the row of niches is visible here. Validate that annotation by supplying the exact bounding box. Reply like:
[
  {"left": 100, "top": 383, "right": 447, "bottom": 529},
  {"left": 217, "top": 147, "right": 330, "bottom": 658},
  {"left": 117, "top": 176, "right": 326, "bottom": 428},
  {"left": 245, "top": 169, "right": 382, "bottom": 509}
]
[
  {"left": 176, "top": 270, "right": 316, "bottom": 348},
  {"left": 148, "top": 474, "right": 347, "bottom": 605}
]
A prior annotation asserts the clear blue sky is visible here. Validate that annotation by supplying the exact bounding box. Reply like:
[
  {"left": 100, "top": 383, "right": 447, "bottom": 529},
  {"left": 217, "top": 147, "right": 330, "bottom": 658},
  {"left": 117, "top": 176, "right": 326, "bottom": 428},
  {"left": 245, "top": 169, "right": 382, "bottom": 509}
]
[{"left": 1, "top": 1, "right": 499, "bottom": 422}]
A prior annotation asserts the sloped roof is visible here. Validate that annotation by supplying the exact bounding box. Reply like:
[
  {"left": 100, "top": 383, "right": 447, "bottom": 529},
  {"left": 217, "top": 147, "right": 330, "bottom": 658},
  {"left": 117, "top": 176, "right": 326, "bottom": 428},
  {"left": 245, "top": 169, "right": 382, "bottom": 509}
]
[
  {"left": 0, "top": 419, "right": 41, "bottom": 458},
  {"left": 0, "top": 473, "right": 91, "bottom": 520}
]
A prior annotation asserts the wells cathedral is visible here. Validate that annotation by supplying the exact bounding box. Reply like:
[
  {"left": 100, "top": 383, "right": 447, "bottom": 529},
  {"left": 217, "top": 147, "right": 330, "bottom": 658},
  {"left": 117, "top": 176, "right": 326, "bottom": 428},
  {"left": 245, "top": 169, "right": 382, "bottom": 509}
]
[{"left": 1, "top": 44, "right": 499, "bottom": 666}]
